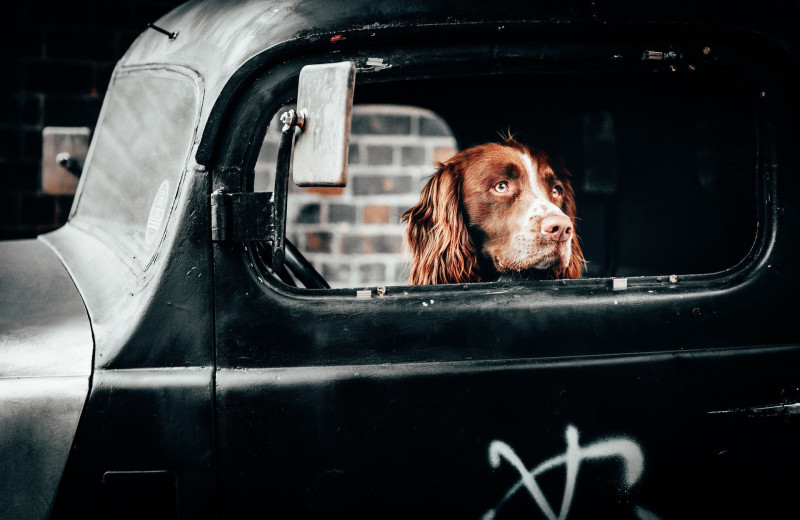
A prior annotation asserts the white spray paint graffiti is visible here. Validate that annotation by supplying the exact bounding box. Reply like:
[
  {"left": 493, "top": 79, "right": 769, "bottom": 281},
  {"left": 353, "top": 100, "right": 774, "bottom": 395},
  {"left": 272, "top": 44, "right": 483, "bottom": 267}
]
[{"left": 483, "top": 425, "right": 650, "bottom": 520}]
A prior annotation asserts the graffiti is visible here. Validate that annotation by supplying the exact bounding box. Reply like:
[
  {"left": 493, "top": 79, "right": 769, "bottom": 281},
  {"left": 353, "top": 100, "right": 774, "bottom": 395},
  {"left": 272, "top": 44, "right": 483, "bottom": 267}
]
[{"left": 483, "top": 425, "right": 650, "bottom": 520}]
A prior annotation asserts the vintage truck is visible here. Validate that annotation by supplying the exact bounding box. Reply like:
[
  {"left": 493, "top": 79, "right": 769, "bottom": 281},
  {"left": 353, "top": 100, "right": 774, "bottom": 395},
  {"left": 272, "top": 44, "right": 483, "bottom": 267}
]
[{"left": 2, "top": 0, "right": 799, "bottom": 518}]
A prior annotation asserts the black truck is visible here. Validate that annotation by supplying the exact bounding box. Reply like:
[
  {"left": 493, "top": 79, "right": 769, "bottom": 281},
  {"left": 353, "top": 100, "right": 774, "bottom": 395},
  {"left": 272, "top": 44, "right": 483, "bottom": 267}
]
[{"left": 2, "top": 0, "right": 799, "bottom": 518}]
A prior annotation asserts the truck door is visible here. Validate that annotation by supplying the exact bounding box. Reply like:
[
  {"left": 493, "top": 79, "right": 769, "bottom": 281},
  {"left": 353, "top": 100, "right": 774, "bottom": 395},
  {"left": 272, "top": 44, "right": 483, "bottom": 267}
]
[{"left": 210, "top": 41, "right": 800, "bottom": 519}]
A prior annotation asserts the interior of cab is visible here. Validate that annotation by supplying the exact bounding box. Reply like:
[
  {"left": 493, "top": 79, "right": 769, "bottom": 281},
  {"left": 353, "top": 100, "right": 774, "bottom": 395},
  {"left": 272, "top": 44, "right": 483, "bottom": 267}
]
[{"left": 252, "top": 54, "right": 759, "bottom": 290}]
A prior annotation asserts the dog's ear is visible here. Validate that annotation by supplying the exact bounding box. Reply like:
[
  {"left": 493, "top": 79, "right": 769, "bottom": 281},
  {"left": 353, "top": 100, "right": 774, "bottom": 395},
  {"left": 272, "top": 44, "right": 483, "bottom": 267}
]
[{"left": 402, "top": 160, "right": 480, "bottom": 285}]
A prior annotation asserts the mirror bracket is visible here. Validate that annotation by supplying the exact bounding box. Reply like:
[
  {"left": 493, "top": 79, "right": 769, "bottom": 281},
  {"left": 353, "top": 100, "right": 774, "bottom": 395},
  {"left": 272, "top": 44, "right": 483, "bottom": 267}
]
[
  {"left": 269, "top": 110, "right": 300, "bottom": 273},
  {"left": 209, "top": 111, "right": 297, "bottom": 275},
  {"left": 211, "top": 62, "right": 355, "bottom": 278}
]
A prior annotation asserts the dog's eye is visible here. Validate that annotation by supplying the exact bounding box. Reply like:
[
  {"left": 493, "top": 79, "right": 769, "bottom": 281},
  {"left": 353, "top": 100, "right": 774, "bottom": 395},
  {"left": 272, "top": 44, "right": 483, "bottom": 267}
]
[
  {"left": 494, "top": 181, "right": 509, "bottom": 193},
  {"left": 551, "top": 185, "right": 563, "bottom": 198}
]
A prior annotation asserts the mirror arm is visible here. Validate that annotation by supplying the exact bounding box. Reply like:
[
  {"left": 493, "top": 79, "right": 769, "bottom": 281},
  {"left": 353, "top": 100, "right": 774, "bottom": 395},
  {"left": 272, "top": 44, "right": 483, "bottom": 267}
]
[{"left": 271, "top": 109, "right": 304, "bottom": 272}]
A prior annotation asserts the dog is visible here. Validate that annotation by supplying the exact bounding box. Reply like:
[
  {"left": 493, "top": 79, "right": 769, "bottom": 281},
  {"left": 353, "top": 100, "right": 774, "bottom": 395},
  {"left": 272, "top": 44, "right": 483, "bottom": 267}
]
[{"left": 402, "top": 137, "right": 583, "bottom": 285}]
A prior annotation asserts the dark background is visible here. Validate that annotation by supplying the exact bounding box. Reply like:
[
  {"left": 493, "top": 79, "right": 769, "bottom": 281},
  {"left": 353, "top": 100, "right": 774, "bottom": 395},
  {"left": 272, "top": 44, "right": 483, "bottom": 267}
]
[{"left": 0, "top": 0, "right": 185, "bottom": 240}]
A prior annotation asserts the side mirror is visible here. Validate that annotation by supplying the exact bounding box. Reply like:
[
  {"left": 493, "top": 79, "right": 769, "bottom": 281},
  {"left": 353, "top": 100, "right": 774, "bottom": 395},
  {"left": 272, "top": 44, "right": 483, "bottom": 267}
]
[
  {"left": 211, "top": 61, "right": 356, "bottom": 283},
  {"left": 292, "top": 61, "right": 356, "bottom": 187},
  {"left": 271, "top": 61, "right": 356, "bottom": 273}
]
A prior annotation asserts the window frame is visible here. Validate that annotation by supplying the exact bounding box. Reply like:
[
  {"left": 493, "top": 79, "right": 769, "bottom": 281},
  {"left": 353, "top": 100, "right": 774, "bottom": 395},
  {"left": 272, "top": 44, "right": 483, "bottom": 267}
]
[
  {"left": 207, "top": 28, "right": 787, "bottom": 371},
  {"left": 215, "top": 34, "right": 773, "bottom": 298}
]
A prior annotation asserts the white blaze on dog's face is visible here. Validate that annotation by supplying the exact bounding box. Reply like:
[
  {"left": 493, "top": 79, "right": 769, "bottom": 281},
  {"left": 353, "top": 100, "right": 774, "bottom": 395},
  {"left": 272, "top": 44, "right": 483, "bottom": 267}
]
[{"left": 460, "top": 143, "right": 576, "bottom": 274}]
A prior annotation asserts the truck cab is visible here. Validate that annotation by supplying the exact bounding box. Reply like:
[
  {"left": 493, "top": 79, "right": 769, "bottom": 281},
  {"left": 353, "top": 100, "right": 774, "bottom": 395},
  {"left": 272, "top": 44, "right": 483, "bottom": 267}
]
[{"left": 2, "top": 0, "right": 799, "bottom": 518}]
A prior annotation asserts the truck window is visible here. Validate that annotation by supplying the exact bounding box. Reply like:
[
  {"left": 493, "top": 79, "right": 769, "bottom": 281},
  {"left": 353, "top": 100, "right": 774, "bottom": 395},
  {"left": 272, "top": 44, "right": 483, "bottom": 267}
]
[
  {"left": 71, "top": 67, "right": 201, "bottom": 271},
  {"left": 254, "top": 69, "right": 758, "bottom": 290}
]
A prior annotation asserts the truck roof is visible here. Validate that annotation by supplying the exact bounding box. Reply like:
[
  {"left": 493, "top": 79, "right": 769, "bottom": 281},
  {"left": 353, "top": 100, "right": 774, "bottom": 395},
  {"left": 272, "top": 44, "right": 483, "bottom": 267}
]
[{"left": 120, "top": 0, "right": 800, "bottom": 166}]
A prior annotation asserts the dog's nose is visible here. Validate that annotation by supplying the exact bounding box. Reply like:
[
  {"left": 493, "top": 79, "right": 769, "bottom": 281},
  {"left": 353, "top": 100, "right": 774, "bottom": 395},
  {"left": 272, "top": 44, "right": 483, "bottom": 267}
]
[{"left": 540, "top": 215, "right": 573, "bottom": 242}]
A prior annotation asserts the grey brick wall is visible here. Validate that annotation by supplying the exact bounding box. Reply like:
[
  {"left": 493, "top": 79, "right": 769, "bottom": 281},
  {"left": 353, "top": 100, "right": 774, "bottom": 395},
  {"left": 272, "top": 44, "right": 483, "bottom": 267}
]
[{"left": 256, "top": 105, "right": 457, "bottom": 288}]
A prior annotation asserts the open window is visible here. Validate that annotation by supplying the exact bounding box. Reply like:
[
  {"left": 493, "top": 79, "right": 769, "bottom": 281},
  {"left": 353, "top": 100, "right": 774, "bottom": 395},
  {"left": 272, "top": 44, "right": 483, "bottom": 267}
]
[{"left": 251, "top": 51, "right": 759, "bottom": 291}]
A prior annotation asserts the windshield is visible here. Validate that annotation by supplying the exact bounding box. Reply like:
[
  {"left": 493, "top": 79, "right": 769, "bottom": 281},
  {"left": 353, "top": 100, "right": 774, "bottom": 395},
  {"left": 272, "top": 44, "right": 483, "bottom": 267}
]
[{"left": 71, "top": 68, "right": 200, "bottom": 270}]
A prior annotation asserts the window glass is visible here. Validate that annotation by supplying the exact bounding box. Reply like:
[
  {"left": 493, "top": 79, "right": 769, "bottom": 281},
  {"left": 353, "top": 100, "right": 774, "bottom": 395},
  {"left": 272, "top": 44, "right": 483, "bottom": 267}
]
[{"left": 72, "top": 69, "right": 199, "bottom": 270}]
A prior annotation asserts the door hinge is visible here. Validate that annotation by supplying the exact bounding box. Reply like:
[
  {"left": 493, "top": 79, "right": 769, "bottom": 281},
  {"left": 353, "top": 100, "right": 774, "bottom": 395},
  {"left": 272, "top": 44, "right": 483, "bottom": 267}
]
[
  {"left": 210, "top": 108, "right": 297, "bottom": 273},
  {"left": 210, "top": 190, "right": 274, "bottom": 242}
]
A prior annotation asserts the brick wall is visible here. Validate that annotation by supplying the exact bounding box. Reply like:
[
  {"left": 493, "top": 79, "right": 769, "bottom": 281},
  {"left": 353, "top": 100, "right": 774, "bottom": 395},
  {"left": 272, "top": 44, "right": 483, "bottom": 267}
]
[
  {"left": 256, "top": 105, "right": 457, "bottom": 288},
  {"left": 0, "top": 1, "right": 184, "bottom": 240}
]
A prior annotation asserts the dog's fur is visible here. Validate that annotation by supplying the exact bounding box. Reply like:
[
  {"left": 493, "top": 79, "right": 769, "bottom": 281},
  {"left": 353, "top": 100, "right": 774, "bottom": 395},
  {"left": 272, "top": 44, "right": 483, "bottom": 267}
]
[{"left": 402, "top": 138, "right": 583, "bottom": 285}]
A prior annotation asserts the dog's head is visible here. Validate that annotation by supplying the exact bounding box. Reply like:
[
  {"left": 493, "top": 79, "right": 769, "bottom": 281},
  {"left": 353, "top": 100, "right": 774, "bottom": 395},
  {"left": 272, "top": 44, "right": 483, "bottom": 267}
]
[{"left": 402, "top": 138, "right": 583, "bottom": 285}]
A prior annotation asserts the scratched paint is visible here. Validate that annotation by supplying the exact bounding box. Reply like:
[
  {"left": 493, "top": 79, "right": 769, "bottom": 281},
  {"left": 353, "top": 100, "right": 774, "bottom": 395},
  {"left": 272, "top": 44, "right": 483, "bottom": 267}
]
[{"left": 484, "top": 425, "right": 659, "bottom": 520}]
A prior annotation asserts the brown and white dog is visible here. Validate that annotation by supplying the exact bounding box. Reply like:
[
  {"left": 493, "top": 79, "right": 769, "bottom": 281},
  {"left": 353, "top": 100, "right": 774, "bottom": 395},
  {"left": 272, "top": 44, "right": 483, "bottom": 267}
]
[{"left": 402, "top": 138, "right": 584, "bottom": 285}]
